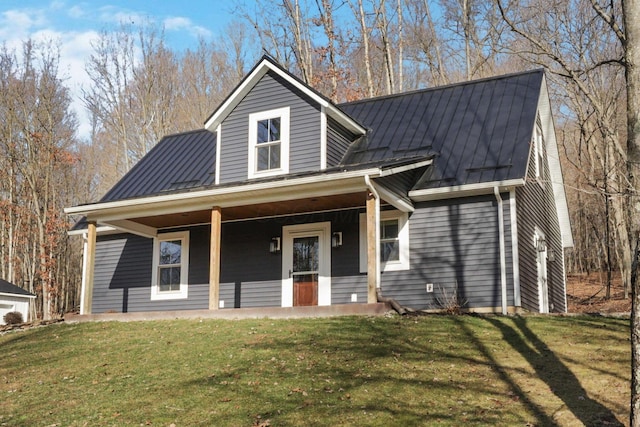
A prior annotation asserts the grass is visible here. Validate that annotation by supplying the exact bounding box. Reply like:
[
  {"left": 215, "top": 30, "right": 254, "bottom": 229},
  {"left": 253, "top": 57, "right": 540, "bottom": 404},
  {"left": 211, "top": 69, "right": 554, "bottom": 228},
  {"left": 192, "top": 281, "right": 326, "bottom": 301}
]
[{"left": 0, "top": 314, "right": 630, "bottom": 426}]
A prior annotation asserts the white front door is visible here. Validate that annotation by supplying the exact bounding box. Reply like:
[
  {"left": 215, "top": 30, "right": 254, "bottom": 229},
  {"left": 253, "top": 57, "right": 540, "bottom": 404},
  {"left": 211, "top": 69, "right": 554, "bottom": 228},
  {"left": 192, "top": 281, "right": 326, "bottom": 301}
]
[{"left": 282, "top": 222, "right": 331, "bottom": 307}]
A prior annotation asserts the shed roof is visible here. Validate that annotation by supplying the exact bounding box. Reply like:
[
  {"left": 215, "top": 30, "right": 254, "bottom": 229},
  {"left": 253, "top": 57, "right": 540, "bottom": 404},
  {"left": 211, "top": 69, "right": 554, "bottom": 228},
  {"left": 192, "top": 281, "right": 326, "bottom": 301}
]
[
  {"left": 0, "top": 279, "right": 35, "bottom": 297},
  {"left": 339, "top": 69, "right": 543, "bottom": 189}
]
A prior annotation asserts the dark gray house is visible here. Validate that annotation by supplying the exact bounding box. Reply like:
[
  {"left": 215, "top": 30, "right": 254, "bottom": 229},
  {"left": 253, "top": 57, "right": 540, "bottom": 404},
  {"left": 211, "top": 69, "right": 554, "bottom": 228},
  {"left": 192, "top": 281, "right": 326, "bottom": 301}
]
[{"left": 66, "top": 56, "right": 573, "bottom": 315}]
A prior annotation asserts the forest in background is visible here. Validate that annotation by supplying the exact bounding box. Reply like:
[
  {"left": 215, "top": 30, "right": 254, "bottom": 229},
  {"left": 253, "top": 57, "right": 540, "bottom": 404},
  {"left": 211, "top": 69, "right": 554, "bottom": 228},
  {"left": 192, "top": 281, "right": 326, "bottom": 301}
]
[{"left": 0, "top": 0, "right": 627, "bottom": 320}]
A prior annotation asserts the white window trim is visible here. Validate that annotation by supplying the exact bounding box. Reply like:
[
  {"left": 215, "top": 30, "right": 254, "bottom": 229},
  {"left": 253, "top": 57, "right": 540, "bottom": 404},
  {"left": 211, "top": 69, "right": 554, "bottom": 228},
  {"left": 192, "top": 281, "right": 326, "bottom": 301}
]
[
  {"left": 248, "top": 107, "right": 290, "bottom": 179},
  {"left": 359, "top": 210, "right": 410, "bottom": 273},
  {"left": 151, "top": 231, "right": 189, "bottom": 300}
]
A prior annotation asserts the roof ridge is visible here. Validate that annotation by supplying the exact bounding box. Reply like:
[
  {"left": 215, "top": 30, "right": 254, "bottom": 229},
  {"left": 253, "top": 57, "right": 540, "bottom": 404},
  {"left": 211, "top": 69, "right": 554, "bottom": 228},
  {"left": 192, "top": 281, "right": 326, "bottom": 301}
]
[{"left": 339, "top": 68, "right": 544, "bottom": 107}]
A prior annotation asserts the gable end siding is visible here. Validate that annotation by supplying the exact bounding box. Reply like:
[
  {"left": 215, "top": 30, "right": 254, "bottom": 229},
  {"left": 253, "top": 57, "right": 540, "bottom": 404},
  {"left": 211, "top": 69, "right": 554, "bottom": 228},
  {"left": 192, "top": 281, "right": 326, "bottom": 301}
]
[
  {"left": 381, "top": 195, "right": 514, "bottom": 310},
  {"left": 219, "top": 70, "right": 321, "bottom": 183},
  {"left": 327, "top": 116, "right": 357, "bottom": 167},
  {"left": 516, "top": 142, "right": 566, "bottom": 312}
]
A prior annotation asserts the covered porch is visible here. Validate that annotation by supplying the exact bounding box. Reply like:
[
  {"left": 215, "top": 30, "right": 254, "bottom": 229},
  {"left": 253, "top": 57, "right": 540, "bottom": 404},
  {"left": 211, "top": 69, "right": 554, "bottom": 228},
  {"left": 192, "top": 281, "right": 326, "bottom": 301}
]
[{"left": 68, "top": 166, "right": 421, "bottom": 315}]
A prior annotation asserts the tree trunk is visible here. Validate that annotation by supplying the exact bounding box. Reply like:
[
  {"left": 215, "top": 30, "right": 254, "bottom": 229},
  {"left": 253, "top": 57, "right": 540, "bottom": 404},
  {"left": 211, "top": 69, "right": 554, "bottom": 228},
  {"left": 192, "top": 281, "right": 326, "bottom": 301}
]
[{"left": 625, "top": 0, "right": 640, "bottom": 423}]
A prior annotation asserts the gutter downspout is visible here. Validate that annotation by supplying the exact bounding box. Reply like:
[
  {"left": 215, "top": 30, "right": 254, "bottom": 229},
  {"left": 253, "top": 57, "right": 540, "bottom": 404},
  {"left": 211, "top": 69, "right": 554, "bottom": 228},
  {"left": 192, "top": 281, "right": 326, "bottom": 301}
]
[
  {"left": 365, "top": 175, "right": 406, "bottom": 315},
  {"left": 494, "top": 187, "right": 508, "bottom": 315}
]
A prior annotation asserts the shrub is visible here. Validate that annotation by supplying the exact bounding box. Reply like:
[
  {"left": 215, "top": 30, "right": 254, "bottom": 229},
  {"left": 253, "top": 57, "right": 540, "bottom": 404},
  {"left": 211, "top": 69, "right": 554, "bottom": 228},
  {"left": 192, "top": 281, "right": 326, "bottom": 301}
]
[
  {"left": 3, "top": 311, "right": 23, "bottom": 325},
  {"left": 434, "top": 285, "right": 468, "bottom": 315}
]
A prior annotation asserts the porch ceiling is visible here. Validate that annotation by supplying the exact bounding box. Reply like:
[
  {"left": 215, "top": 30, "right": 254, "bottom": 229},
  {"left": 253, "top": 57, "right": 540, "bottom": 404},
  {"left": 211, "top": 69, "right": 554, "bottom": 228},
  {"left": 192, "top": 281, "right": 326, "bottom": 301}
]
[{"left": 129, "top": 192, "right": 368, "bottom": 229}]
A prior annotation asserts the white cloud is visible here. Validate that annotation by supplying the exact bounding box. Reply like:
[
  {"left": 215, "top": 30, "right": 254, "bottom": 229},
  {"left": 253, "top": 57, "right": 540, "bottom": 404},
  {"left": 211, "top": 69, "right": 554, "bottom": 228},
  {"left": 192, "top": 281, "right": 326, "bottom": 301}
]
[
  {"left": 164, "top": 16, "right": 212, "bottom": 39},
  {"left": 68, "top": 5, "right": 85, "bottom": 19},
  {"left": 0, "top": 8, "right": 48, "bottom": 45},
  {"left": 98, "top": 5, "right": 151, "bottom": 26}
]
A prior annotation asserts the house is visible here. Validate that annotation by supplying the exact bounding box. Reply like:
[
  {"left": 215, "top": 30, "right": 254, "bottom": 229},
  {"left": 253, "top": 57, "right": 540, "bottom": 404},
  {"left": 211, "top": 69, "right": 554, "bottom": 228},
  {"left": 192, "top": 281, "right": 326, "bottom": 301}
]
[
  {"left": 65, "top": 56, "right": 573, "bottom": 316},
  {"left": 0, "top": 279, "right": 35, "bottom": 324}
]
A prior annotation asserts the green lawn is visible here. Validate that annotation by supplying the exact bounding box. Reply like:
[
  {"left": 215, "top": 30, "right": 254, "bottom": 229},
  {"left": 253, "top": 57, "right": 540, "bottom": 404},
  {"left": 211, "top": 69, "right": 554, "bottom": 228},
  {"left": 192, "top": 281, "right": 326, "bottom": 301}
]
[{"left": 0, "top": 314, "right": 630, "bottom": 426}]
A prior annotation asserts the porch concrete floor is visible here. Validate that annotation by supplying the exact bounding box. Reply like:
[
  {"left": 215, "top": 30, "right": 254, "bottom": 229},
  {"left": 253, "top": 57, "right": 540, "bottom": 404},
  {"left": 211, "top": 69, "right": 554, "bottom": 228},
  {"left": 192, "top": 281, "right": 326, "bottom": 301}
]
[{"left": 65, "top": 303, "right": 393, "bottom": 323}]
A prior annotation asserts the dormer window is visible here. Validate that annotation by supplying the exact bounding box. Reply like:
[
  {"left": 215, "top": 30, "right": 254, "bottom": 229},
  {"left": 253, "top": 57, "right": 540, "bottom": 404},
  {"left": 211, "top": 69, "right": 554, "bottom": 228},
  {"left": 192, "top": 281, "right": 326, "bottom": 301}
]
[{"left": 248, "top": 107, "right": 290, "bottom": 178}]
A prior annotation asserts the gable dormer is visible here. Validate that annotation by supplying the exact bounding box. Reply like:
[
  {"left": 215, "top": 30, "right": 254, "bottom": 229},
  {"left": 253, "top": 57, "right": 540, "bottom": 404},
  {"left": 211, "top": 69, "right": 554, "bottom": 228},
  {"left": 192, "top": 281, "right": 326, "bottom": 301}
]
[{"left": 204, "top": 56, "right": 366, "bottom": 184}]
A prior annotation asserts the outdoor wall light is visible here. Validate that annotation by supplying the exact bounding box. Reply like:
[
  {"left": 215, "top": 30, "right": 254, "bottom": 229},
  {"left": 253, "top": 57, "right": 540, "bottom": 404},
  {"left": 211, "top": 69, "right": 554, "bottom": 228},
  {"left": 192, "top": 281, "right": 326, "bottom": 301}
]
[
  {"left": 331, "top": 232, "right": 343, "bottom": 248},
  {"left": 270, "top": 237, "right": 281, "bottom": 253}
]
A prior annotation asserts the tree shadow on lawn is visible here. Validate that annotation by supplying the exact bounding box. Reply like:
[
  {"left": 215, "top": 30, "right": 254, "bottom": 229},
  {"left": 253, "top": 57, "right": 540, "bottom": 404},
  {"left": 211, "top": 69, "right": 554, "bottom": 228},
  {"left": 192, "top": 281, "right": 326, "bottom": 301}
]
[
  {"left": 182, "top": 316, "right": 610, "bottom": 425},
  {"left": 479, "top": 316, "right": 624, "bottom": 426}
]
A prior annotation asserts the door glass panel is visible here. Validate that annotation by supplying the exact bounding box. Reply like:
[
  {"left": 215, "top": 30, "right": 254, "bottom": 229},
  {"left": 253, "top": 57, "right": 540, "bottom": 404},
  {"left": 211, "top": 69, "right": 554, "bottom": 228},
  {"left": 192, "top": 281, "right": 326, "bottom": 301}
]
[{"left": 292, "top": 236, "right": 319, "bottom": 273}]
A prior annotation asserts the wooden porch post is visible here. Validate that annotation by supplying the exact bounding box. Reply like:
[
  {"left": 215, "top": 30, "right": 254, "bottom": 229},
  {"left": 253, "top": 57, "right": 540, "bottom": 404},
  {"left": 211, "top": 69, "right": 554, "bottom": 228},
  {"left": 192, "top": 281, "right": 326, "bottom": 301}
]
[
  {"left": 366, "top": 191, "right": 379, "bottom": 303},
  {"left": 209, "top": 207, "right": 222, "bottom": 310},
  {"left": 82, "top": 221, "right": 97, "bottom": 315}
]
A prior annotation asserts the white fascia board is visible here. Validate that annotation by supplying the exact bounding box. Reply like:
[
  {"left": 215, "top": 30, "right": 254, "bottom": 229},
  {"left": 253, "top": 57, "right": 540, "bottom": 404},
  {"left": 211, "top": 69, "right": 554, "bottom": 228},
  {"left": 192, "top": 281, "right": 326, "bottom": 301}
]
[
  {"left": 67, "top": 225, "right": 117, "bottom": 236},
  {"left": 409, "top": 179, "right": 525, "bottom": 202},
  {"left": 102, "top": 219, "right": 157, "bottom": 238},
  {"left": 0, "top": 292, "right": 36, "bottom": 299},
  {"left": 320, "top": 106, "right": 327, "bottom": 170},
  {"left": 258, "top": 61, "right": 366, "bottom": 135},
  {"left": 371, "top": 182, "right": 414, "bottom": 213},
  {"left": 204, "top": 59, "right": 366, "bottom": 135},
  {"left": 204, "top": 62, "right": 269, "bottom": 131},
  {"left": 66, "top": 168, "right": 382, "bottom": 222},
  {"left": 379, "top": 159, "right": 433, "bottom": 177},
  {"left": 538, "top": 75, "right": 574, "bottom": 248}
]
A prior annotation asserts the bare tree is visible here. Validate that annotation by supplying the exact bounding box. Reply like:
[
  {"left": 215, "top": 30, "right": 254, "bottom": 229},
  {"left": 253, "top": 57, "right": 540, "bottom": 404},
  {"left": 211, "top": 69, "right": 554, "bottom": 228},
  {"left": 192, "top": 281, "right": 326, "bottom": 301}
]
[{"left": 0, "top": 40, "right": 79, "bottom": 319}]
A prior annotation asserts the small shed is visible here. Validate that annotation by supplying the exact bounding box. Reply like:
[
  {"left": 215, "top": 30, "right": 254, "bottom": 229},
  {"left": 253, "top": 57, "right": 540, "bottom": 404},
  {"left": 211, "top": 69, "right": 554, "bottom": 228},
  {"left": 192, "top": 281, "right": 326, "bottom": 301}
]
[{"left": 0, "top": 279, "right": 35, "bottom": 324}]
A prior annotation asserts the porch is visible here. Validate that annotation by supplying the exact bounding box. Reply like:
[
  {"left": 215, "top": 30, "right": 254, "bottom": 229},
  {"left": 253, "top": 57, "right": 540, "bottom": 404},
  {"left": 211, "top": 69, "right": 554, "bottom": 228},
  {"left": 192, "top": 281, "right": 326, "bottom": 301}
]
[{"left": 65, "top": 302, "right": 392, "bottom": 322}]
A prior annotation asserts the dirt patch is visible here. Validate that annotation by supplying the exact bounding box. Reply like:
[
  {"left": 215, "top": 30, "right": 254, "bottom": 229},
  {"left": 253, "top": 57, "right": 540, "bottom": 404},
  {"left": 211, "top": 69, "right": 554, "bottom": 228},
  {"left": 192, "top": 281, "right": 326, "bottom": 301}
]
[{"left": 567, "top": 272, "right": 631, "bottom": 314}]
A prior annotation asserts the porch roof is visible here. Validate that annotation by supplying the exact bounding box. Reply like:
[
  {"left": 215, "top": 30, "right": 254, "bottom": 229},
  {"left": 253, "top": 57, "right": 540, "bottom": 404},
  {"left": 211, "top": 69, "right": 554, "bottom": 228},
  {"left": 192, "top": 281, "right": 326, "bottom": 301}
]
[{"left": 66, "top": 157, "right": 432, "bottom": 234}]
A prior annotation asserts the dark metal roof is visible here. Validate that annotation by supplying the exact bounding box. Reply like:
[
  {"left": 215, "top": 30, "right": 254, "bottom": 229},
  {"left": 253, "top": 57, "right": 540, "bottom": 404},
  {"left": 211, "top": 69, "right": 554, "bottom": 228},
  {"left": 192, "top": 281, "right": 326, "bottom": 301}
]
[
  {"left": 100, "top": 129, "right": 216, "bottom": 202},
  {"left": 0, "top": 279, "right": 35, "bottom": 297},
  {"left": 91, "top": 69, "right": 543, "bottom": 204},
  {"left": 339, "top": 69, "right": 544, "bottom": 189}
]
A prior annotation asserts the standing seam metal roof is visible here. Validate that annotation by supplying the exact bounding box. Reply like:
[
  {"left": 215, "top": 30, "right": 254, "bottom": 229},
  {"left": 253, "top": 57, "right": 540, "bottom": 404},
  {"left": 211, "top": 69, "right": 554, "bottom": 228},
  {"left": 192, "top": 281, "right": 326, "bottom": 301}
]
[
  {"left": 96, "top": 69, "right": 543, "bottom": 203},
  {"left": 339, "top": 69, "right": 543, "bottom": 190},
  {"left": 100, "top": 129, "right": 216, "bottom": 203}
]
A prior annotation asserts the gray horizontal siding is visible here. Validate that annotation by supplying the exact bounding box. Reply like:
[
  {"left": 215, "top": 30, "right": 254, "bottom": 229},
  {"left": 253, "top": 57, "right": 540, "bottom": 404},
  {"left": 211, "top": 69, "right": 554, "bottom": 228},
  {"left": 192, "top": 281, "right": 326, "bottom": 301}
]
[
  {"left": 516, "top": 139, "right": 566, "bottom": 313},
  {"left": 332, "top": 276, "right": 367, "bottom": 304},
  {"left": 219, "top": 70, "right": 321, "bottom": 183},
  {"left": 240, "top": 281, "right": 282, "bottom": 308},
  {"left": 380, "top": 195, "right": 514, "bottom": 311},
  {"left": 92, "top": 197, "right": 521, "bottom": 313},
  {"left": 327, "top": 116, "right": 356, "bottom": 167},
  {"left": 92, "top": 227, "right": 211, "bottom": 314}
]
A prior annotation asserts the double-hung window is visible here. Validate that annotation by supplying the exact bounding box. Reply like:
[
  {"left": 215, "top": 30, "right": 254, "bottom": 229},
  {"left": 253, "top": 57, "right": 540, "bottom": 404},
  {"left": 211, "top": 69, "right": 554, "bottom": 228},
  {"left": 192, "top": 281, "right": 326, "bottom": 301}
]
[
  {"left": 151, "top": 231, "right": 189, "bottom": 300},
  {"left": 380, "top": 218, "right": 401, "bottom": 263},
  {"left": 248, "top": 107, "right": 290, "bottom": 178},
  {"left": 359, "top": 210, "right": 410, "bottom": 272}
]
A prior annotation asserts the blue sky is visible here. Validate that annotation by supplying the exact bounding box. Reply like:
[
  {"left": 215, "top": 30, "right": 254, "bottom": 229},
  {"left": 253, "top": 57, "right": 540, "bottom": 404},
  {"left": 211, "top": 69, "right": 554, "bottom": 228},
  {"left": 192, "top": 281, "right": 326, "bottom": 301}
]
[{"left": 0, "top": 0, "right": 242, "bottom": 139}]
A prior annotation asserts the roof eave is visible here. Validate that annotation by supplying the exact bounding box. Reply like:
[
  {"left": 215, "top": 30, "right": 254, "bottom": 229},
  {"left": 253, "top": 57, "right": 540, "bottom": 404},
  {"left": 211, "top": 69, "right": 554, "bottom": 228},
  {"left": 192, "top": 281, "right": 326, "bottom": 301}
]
[
  {"left": 409, "top": 179, "right": 525, "bottom": 202},
  {"left": 0, "top": 291, "right": 36, "bottom": 299},
  {"left": 65, "top": 168, "right": 383, "bottom": 222}
]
